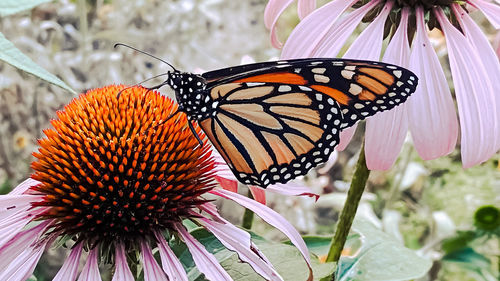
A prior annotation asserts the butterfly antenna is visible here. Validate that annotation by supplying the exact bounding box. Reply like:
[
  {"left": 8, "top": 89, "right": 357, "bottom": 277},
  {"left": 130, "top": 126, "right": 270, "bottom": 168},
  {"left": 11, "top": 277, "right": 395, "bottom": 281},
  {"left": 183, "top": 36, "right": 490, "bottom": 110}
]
[
  {"left": 114, "top": 43, "right": 178, "bottom": 71},
  {"left": 116, "top": 72, "right": 169, "bottom": 99}
]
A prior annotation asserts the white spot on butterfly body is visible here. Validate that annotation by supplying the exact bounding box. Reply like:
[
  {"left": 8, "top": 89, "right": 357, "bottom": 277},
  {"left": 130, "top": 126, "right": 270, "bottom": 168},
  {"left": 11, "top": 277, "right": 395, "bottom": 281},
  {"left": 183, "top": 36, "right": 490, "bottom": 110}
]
[
  {"left": 345, "top": 65, "right": 356, "bottom": 71},
  {"left": 386, "top": 65, "right": 397, "bottom": 70},
  {"left": 309, "top": 61, "right": 322, "bottom": 66},
  {"left": 315, "top": 94, "right": 323, "bottom": 101},
  {"left": 393, "top": 70, "right": 402, "bottom": 78},
  {"left": 396, "top": 81, "right": 404, "bottom": 87},
  {"left": 332, "top": 61, "right": 344, "bottom": 66},
  {"left": 354, "top": 103, "right": 364, "bottom": 109},
  {"left": 388, "top": 92, "right": 396, "bottom": 97}
]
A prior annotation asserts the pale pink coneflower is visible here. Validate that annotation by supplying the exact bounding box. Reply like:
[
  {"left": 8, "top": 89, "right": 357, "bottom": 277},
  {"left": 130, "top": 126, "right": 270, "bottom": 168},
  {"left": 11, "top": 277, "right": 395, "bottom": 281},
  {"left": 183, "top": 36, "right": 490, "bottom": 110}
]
[
  {"left": 0, "top": 85, "right": 311, "bottom": 281},
  {"left": 266, "top": 0, "right": 500, "bottom": 170}
]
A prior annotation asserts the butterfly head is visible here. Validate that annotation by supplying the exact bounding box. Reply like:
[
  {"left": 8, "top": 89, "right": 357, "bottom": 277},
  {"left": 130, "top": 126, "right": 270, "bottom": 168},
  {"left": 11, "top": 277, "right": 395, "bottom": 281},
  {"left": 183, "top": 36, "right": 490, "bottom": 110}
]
[{"left": 166, "top": 71, "right": 211, "bottom": 120}]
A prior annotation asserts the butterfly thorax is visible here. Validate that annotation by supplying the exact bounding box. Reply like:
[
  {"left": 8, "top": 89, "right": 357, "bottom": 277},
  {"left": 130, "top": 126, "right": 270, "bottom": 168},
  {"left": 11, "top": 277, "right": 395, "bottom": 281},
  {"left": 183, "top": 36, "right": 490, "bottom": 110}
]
[{"left": 167, "top": 71, "right": 213, "bottom": 121}]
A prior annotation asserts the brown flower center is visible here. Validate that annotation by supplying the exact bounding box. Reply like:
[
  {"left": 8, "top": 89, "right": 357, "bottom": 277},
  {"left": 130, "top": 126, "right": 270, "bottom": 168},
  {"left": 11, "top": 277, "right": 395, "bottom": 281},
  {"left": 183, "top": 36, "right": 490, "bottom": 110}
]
[{"left": 31, "top": 85, "right": 215, "bottom": 245}]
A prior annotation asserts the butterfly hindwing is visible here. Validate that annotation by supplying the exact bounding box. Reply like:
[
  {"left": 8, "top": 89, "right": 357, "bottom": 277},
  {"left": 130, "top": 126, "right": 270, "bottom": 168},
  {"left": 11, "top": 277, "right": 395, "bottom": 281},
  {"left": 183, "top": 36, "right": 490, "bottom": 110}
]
[{"left": 199, "top": 82, "right": 342, "bottom": 186}]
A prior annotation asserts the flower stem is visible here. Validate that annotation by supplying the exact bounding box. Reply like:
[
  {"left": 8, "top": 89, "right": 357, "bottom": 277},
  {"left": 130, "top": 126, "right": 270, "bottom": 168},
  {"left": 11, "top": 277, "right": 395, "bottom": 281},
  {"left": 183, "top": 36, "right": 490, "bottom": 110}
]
[
  {"left": 326, "top": 143, "right": 370, "bottom": 263},
  {"left": 242, "top": 189, "right": 255, "bottom": 229}
]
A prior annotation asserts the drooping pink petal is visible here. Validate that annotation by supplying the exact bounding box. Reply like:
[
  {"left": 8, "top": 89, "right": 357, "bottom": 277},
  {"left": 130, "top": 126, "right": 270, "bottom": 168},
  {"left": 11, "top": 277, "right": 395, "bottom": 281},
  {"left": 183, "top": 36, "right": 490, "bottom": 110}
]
[
  {"left": 140, "top": 241, "right": 169, "bottom": 281},
  {"left": 53, "top": 242, "right": 84, "bottom": 281},
  {"left": 0, "top": 194, "right": 42, "bottom": 221},
  {"left": 210, "top": 189, "right": 311, "bottom": 269},
  {"left": 298, "top": 0, "right": 316, "bottom": 19},
  {"left": 266, "top": 181, "right": 318, "bottom": 200},
  {"left": 281, "top": 0, "right": 358, "bottom": 58},
  {"left": 344, "top": 0, "right": 392, "bottom": 59},
  {"left": 249, "top": 186, "right": 267, "bottom": 204},
  {"left": 435, "top": 7, "right": 499, "bottom": 167},
  {"left": 197, "top": 216, "right": 283, "bottom": 281},
  {"left": 0, "top": 220, "right": 50, "bottom": 272},
  {"left": 312, "top": 0, "right": 380, "bottom": 58},
  {"left": 468, "top": 0, "right": 500, "bottom": 28},
  {"left": 365, "top": 6, "right": 411, "bottom": 170},
  {"left": 453, "top": 4, "right": 500, "bottom": 150},
  {"left": 10, "top": 178, "right": 40, "bottom": 195},
  {"left": 265, "top": 0, "right": 295, "bottom": 48},
  {"left": 335, "top": 0, "right": 390, "bottom": 151},
  {"left": 0, "top": 240, "right": 47, "bottom": 281},
  {"left": 112, "top": 243, "right": 135, "bottom": 281},
  {"left": 175, "top": 223, "right": 232, "bottom": 281},
  {"left": 0, "top": 206, "right": 46, "bottom": 251},
  {"left": 155, "top": 232, "right": 188, "bottom": 281},
  {"left": 407, "top": 7, "right": 458, "bottom": 160},
  {"left": 77, "top": 247, "right": 102, "bottom": 281}
]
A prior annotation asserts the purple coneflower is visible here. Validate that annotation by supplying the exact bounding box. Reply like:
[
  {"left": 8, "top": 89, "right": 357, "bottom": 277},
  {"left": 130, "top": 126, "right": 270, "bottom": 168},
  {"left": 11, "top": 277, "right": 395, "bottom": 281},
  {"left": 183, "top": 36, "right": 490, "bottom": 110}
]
[
  {"left": 266, "top": 0, "right": 500, "bottom": 169},
  {"left": 0, "top": 85, "right": 310, "bottom": 281}
]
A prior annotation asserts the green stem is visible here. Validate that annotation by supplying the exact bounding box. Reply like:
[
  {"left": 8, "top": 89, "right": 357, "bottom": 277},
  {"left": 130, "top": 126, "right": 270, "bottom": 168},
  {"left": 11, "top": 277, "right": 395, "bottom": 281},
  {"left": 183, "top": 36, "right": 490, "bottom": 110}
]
[
  {"left": 326, "top": 143, "right": 370, "bottom": 263},
  {"left": 242, "top": 189, "right": 255, "bottom": 229}
]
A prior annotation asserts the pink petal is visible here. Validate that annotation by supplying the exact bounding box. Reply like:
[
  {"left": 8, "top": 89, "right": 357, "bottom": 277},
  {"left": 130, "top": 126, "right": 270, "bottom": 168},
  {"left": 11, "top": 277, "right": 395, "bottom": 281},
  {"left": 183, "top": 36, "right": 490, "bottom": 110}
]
[
  {"left": 265, "top": 0, "right": 295, "bottom": 48},
  {"left": 281, "top": 0, "right": 358, "bottom": 58},
  {"left": 155, "top": 232, "right": 188, "bottom": 281},
  {"left": 210, "top": 189, "right": 311, "bottom": 269},
  {"left": 175, "top": 223, "right": 232, "bottom": 281},
  {"left": 0, "top": 194, "right": 43, "bottom": 219},
  {"left": 453, "top": 4, "right": 500, "bottom": 150},
  {"left": 0, "top": 220, "right": 50, "bottom": 272},
  {"left": 77, "top": 247, "right": 102, "bottom": 281},
  {"left": 297, "top": 0, "right": 316, "bottom": 19},
  {"left": 336, "top": 125, "right": 357, "bottom": 151},
  {"left": 266, "top": 181, "right": 318, "bottom": 200},
  {"left": 197, "top": 217, "right": 283, "bottom": 281},
  {"left": 407, "top": 7, "right": 458, "bottom": 160},
  {"left": 249, "top": 186, "right": 266, "bottom": 204},
  {"left": 53, "top": 243, "right": 84, "bottom": 281},
  {"left": 141, "top": 241, "right": 169, "bottom": 281},
  {"left": 112, "top": 243, "right": 135, "bottom": 281},
  {"left": 468, "top": 0, "right": 500, "bottom": 29},
  {"left": 336, "top": 0, "right": 391, "bottom": 150},
  {"left": 435, "top": 7, "right": 499, "bottom": 167},
  {"left": 365, "top": 7, "right": 411, "bottom": 170},
  {"left": 312, "top": 0, "right": 380, "bottom": 57},
  {"left": 343, "top": 0, "right": 392, "bottom": 59},
  {"left": 0, "top": 240, "right": 47, "bottom": 281},
  {"left": 10, "top": 178, "right": 39, "bottom": 195}
]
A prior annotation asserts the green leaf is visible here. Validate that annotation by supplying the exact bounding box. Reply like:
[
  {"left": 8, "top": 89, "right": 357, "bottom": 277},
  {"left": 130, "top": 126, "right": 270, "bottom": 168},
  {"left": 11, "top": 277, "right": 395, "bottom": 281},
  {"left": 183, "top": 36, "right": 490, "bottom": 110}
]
[
  {"left": 170, "top": 228, "right": 335, "bottom": 281},
  {"left": 0, "top": 0, "right": 51, "bottom": 17},
  {"left": 0, "top": 32, "right": 76, "bottom": 94},
  {"left": 336, "top": 219, "right": 432, "bottom": 281},
  {"left": 442, "top": 248, "right": 498, "bottom": 281}
]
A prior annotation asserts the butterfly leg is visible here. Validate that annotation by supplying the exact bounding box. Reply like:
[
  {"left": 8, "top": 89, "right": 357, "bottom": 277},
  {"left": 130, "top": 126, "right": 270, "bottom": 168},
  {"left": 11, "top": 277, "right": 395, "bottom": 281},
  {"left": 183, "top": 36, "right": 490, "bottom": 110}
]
[{"left": 188, "top": 120, "right": 204, "bottom": 147}]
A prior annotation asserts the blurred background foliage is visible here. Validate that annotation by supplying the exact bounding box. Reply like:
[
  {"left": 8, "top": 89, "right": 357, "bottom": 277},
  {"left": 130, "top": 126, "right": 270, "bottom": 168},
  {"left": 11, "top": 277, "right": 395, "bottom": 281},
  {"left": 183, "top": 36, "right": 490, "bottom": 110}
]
[{"left": 0, "top": 0, "right": 498, "bottom": 280}]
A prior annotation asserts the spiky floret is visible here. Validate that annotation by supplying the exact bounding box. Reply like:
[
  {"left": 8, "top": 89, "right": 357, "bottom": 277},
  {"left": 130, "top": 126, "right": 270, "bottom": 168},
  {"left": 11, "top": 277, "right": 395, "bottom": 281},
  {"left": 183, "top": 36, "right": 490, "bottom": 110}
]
[{"left": 31, "top": 85, "right": 215, "bottom": 246}]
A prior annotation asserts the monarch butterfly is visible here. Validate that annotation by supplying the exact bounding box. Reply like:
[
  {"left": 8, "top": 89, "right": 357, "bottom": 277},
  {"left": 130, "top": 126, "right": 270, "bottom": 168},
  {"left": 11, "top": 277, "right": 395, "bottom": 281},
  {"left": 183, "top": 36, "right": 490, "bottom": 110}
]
[{"left": 117, "top": 45, "right": 418, "bottom": 187}]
